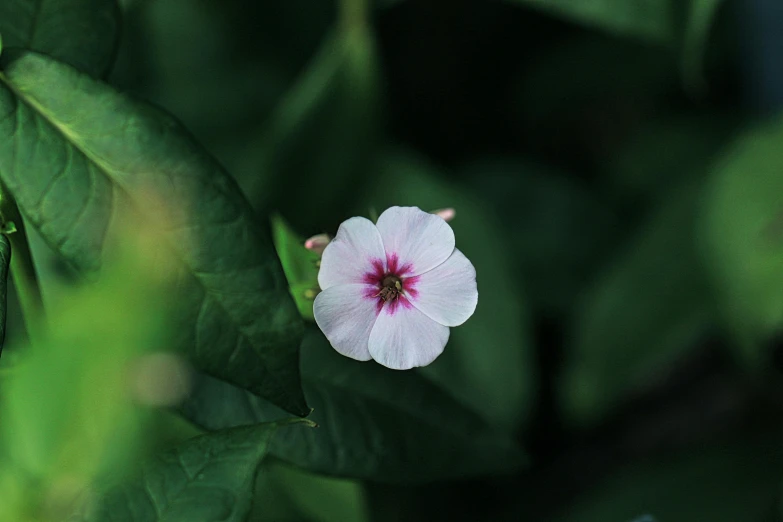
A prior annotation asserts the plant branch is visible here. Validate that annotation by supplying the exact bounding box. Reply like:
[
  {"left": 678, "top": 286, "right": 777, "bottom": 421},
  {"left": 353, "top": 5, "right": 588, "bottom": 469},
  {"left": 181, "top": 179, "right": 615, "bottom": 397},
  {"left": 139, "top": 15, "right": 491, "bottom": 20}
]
[
  {"left": 0, "top": 185, "right": 44, "bottom": 345},
  {"left": 340, "top": 0, "right": 368, "bottom": 30}
]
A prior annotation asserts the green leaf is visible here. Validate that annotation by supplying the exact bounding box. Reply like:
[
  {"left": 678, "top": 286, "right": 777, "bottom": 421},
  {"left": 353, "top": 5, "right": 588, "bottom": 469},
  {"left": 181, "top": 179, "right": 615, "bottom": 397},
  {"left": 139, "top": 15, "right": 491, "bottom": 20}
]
[
  {"left": 253, "top": 462, "right": 370, "bottom": 522},
  {"left": 0, "top": 51, "right": 308, "bottom": 416},
  {"left": 180, "top": 328, "right": 526, "bottom": 483},
  {"left": 0, "top": 228, "right": 171, "bottom": 489},
  {"left": 362, "top": 149, "right": 535, "bottom": 431},
  {"left": 560, "top": 181, "right": 715, "bottom": 427},
  {"left": 271, "top": 214, "right": 320, "bottom": 285},
  {"left": 507, "top": 0, "right": 726, "bottom": 93},
  {"left": 243, "top": 22, "right": 381, "bottom": 231},
  {"left": 75, "top": 422, "right": 311, "bottom": 522},
  {"left": 506, "top": 0, "right": 675, "bottom": 44},
  {"left": 272, "top": 214, "right": 320, "bottom": 321},
  {"left": 0, "top": 235, "right": 9, "bottom": 359},
  {"left": 700, "top": 116, "right": 783, "bottom": 366},
  {"left": 0, "top": 0, "right": 120, "bottom": 78}
]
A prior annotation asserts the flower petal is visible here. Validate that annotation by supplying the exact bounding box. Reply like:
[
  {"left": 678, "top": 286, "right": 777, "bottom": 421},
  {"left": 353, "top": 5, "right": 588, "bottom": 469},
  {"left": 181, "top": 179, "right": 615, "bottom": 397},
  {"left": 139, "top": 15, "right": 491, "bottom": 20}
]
[
  {"left": 408, "top": 248, "right": 478, "bottom": 327},
  {"left": 376, "top": 206, "right": 455, "bottom": 276},
  {"left": 368, "top": 299, "right": 450, "bottom": 369},
  {"left": 313, "top": 284, "right": 380, "bottom": 361},
  {"left": 318, "top": 217, "right": 386, "bottom": 290}
]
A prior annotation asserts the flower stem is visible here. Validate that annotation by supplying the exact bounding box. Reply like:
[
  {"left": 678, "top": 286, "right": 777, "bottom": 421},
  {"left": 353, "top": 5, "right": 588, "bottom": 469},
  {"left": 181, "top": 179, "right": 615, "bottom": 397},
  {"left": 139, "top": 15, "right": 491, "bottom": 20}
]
[{"left": 0, "top": 186, "right": 44, "bottom": 345}]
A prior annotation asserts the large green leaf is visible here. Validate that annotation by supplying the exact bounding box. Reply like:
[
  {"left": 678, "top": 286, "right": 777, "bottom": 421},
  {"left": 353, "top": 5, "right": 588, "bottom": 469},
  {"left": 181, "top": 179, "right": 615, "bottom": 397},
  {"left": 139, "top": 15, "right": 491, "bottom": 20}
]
[
  {"left": 74, "top": 422, "right": 307, "bottom": 522},
  {"left": 559, "top": 181, "right": 715, "bottom": 427},
  {"left": 362, "top": 149, "right": 535, "bottom": 431},
  {"left": 180, "top": 328, "right": 526, "bottom": 483},
  {"left": 0, "top": 0, "right": 120, "bottom": 78},
  {"left": 0, "top": 235, "right": 9, "bottom": 358},
  {"left": 700, "top": 115, "right": 783, "bottom": 367},
  {"left": 0, "top": 51, "right": 308, "bottom": 416}
]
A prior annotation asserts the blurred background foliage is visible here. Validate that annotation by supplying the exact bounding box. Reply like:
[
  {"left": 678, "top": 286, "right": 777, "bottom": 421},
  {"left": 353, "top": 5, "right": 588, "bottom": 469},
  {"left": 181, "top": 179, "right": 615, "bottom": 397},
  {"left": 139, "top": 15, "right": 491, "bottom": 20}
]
[{"left": 2, "top": 0, "right": 783, "bottom": 520}]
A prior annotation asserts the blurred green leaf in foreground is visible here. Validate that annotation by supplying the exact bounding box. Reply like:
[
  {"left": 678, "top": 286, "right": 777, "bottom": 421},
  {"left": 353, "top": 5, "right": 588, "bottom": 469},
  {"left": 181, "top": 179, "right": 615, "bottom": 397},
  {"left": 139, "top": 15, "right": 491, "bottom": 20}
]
[{"left": 0, "top": 207, "right": 185, "bottom": 520}]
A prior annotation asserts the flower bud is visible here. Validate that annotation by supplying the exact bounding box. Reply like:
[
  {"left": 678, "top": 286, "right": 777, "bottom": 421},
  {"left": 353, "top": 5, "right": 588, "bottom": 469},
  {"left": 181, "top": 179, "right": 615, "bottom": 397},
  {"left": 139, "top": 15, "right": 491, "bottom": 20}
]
[
  {"left": 431, "top": 208, "right": 456, "bottom": 222},
  {"left": 304, "top": 234, "right": 331, "bottom": 256}
]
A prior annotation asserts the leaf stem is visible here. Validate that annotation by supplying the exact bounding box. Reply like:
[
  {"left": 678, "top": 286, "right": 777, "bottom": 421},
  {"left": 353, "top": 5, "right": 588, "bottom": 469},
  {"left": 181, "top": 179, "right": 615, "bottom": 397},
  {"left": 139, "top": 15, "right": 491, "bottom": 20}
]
[
  {"left": 275, "top": 416, "right": 319, "bottom": 429},
  {"left": 339, "top": 0, "right": 368, "bottom": 30},
  {"left": 0, "top": 186, "right": 44, "bottom": 345}
]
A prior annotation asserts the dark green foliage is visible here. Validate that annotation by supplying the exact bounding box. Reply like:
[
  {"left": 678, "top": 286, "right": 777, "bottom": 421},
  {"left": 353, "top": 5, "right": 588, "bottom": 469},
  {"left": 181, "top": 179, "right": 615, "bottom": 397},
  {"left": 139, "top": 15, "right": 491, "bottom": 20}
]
[
  {"left": 700, "top": 114, "right": 783, "bottom": 366},
  {"left": 181, "top": 328, "right": 525, "bottom": 483},
  {"left": 460, "top": 157, "right": 619, "bottom": 313},
  {"left": 0, "top": 0, "right": 120, "bottom": 78},
  {"left": 73, "top": 423, "right": 297, "bottom": 522},
  {"left": 559, "top": 181, "right": 715, "bottom": 427},
  {"left": 247, "top": 22, "right": 381, "bottom": 232},
  {"left": 547, "top": 421, "right": 781, "bottom": 522},
  {"left": 507, "top": 0, "right": 677, "bottom": 43},
  {"left": 0, "top": 0, "right": 779, "bottom": 521}
]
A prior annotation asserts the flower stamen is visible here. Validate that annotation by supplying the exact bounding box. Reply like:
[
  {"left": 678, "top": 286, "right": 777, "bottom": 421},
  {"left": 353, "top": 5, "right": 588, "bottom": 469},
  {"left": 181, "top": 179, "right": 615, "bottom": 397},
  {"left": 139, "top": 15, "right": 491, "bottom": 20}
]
[{"left": 377, "top": 275, "right": 403, "bottom": 302}]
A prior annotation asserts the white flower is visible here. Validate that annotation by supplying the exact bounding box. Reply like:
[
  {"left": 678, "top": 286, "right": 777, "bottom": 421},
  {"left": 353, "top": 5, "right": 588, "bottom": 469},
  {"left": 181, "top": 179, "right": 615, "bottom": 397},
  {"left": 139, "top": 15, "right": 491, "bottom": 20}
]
[
  {"left": 303, "top": 208, "right": 454, "bottom": 257},
  {"left": 313, "top": 206, "right": 478, "bottom": 370}
]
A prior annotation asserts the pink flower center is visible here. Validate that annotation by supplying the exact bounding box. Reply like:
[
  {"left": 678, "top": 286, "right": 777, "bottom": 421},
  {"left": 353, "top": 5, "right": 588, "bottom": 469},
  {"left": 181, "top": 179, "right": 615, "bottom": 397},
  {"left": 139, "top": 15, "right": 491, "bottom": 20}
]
[{"left": 362, "top": 253, "right": 420, "bottom": 314}]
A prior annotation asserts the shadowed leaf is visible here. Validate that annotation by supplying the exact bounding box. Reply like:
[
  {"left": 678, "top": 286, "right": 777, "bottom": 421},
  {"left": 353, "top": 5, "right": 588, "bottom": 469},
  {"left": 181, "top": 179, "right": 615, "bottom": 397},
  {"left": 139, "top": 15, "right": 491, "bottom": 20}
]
[
  {"left": 74, "top": 422, "right": 312, "bottom": 521},
  {"left": 0, "top": 0, "right": 120, "bottom": 77},
  {"left": 560, "top": 182, "right": 714, "bottom": 427},
  {"left": 244, "top": 23, "right": 381, "bottom": 232},
  {"left": 180, "top": 328, "right": 526, "bottom": 483},
  {"left": 701, "top": 115, "right": 783, "bottom": 367}
]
